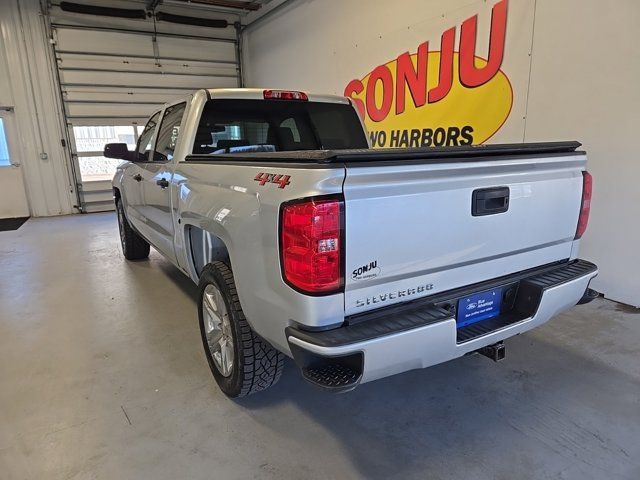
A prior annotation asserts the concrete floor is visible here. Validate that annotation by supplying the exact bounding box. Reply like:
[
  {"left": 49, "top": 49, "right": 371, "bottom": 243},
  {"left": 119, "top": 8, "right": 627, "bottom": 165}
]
[{"left": 1, "top": 213, "right": 639, "bottom": 480}]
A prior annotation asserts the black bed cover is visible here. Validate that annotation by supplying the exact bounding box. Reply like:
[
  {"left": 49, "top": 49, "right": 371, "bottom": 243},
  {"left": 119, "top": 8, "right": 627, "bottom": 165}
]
[{"left": 185, "top": 141, "right": 583, "bottom": 165}]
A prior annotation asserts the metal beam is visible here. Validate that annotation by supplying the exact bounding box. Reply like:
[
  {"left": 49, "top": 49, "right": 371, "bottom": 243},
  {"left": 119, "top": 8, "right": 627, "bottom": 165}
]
[
  {"left": 51, "top": 23, "right": 237, "bottom": 43},
  {"left": 172, "top": 0, "right": 260, "bottom": 11},
  {"left": 234, "top": 21, "right": 244, "bottom": 87},
  {"left": 159, "top": 0, "right": 251, "bottom": 15},
  {"left": 242, "top": 0, "right": 291, "bottom": 28},
  {"left": 146, "top": 0, "right": 162, "bottom": 10},
  {"left": 56, "top": 49, "right": 238, "bottom": 65}
]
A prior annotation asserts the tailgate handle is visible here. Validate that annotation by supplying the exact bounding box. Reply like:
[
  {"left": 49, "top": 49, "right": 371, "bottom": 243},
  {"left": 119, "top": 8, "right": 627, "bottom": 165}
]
[{"left": 472, "top": 187, "right": 510, "bottom": 216}]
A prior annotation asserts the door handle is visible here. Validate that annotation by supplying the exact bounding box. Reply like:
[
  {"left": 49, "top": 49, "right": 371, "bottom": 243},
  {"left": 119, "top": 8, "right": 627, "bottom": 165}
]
[
  {"left": 156, "top": 178, "right": 169, "bottom": 189},
  {"left": 133, "top": 173, "right": 142, "bottom": 182},
  {"left": 472, "top": 187, "right": 510, "bottom": 216}
]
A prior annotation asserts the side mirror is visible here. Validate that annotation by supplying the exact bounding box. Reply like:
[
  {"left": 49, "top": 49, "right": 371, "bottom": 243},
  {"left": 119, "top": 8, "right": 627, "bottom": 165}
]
[{"left": 104, "top": 143, "right": 131, "bottom": 160}]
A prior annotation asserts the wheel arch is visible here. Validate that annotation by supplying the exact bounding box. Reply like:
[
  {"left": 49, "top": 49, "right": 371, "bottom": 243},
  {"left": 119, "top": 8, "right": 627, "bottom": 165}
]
[{"left": 186, "top": 224, "right": 231, "bottom": 280}]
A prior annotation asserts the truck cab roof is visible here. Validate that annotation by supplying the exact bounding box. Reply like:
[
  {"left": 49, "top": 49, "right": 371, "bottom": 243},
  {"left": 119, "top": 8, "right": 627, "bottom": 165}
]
[{"left": 204, "top": 88, "right": 350, "bottom": 105}]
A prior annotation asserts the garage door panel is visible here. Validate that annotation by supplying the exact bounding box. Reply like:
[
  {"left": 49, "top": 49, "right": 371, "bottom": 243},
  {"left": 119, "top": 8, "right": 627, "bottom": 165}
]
[
  {"left": 66, "top": 103, "right": 159, "bottom": 119},
  {"left": 56, "top": 29, "right": 237, "bottom": 64},
  {"left": 60, "top": 70, "right": 236, "bottom": 89},
  {"left": 64, "top": 89, "right": 188, "bottom": 105},
  {"left": 58, "top": 58, "right": 238, "bottom": 78},
  {"left": 155, "top": 36, "right": 236, "bottom": 61},
  {"left": 48, "top": 4, "right": 241, "bottom": 212},
  {"left": 56, "top": 29, "right": 155, "bottom": 57},
  {"left": 58, "top": 55, "right": 236, "bottom": 71}
]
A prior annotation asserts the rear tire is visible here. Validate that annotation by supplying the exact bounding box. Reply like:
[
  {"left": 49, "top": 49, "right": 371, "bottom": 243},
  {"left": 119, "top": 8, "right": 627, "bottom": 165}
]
[
  {"left": 198, "top": 261, "right": 285, "bottom": 397},
  {"left": 116, "top": 198, "right": 150, "bottom": 260}
]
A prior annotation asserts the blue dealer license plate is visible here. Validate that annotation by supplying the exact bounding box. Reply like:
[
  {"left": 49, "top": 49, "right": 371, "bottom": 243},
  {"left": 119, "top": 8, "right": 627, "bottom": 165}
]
[{"left": 457, "top": 287, "right": 503, "bottom": 328}]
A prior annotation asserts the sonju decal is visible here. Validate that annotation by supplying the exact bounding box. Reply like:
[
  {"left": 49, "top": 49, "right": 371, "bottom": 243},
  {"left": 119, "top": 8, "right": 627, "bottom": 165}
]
[
  {"left": 352, "top": 260, "right": 381, "bottom": 281},
  {"left": 344, "top": 0, "right": 512, "bottom": 148}
]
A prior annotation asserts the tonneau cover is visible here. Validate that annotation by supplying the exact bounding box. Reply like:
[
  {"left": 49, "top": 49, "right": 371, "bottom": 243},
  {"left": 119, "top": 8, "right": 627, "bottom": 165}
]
[{"left": 185, "top": 141, "right": 583, "bottom": 164}]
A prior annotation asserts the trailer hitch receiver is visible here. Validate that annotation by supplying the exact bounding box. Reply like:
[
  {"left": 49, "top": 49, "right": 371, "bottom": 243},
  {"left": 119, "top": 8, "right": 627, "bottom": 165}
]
[{"left": 478, "top": 341, "right": 505, "bottom": 362}]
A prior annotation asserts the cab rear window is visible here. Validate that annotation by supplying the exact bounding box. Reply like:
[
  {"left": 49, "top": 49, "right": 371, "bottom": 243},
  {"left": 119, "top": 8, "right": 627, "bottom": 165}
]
[{"left": 193, "top": 99, "right": 368, "bottom": 154}]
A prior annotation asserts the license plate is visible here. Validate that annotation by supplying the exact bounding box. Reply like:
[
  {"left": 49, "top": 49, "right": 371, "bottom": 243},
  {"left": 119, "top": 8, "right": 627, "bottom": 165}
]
[{"left": 457, "top": 287, "right": 503, "bottom": 328}]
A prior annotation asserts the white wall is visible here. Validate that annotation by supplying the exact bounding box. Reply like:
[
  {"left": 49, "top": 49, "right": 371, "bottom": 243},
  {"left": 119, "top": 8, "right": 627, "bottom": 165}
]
[
  {"left": 244, "top": 0, "right": 639, "bottom": 306},
  {"left": 0, "top": 166, "right": 30, "bottom": 218},
  {"left": 524, "top": 0, "right": 640, "bottom": 306},
  {"left": 0, "top": 0, "right": 76, "bottom": 217}
]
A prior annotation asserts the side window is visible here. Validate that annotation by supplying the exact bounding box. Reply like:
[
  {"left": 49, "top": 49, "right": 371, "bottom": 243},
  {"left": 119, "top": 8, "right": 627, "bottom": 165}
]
[
  {"left": 277, "top": 116, "right": 315, "bottom": 150},
  {"left": 279, "top": 118, "right": 301, "bottom": 142},
  {"left": 135, "top": 111, "right": 161, "bottom": 162},
  {"left": 153, "top": 102, "right": 187, "bottom": 162}
]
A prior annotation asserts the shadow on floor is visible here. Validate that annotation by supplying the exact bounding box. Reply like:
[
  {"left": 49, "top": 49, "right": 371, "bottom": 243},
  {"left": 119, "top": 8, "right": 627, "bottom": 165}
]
[
  {"left": 234, "top": 325, "right": 639, "bottom": 479},
  {"left": 157, "top": 258, "right": 199, "bottom": 301},
  {"left": 148, "top": 256, "right": 639, "bottom": 479}
]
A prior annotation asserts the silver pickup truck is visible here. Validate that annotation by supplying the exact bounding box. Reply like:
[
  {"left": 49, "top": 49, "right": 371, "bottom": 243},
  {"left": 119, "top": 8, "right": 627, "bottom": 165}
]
[{"left": 107, "top": 88, "right": 598, "bottom": 397}]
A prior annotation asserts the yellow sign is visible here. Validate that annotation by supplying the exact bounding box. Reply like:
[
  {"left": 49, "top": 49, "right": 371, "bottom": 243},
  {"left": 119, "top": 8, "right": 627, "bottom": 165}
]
[{"left": 344, "top": 0, "right": 512, "bottom": 147}]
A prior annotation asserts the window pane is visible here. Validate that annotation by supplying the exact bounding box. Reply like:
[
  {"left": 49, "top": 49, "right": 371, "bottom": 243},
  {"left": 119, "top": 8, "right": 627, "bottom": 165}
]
[
  {"left": 73, "top": 125, "right": 136, "bottom": 153},
  {"left": 193, "top": 99, "right": 368, "bottom": 154},
  {"left": 154, "top": 103, "right": 186, "bottom": 162},
  {"left": 78, "top": 155, "right": 123, "bottom": 181},
  {"left": 0, "top": 118, "right": 11, "bottom": 166},
  {"left": 136, "top": 112, "right": 161, "bottom": 161}
]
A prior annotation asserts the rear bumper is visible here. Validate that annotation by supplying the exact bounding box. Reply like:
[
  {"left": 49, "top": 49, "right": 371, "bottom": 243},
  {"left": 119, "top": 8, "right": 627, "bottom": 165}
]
[{"left": 287, "top": 259, "right": 597, "bottom": 389}]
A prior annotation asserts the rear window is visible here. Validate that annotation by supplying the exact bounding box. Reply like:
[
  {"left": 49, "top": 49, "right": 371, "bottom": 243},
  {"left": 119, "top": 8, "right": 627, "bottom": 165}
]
[{"left": 193, "top": 99, "right": 368, "bottom": 154}]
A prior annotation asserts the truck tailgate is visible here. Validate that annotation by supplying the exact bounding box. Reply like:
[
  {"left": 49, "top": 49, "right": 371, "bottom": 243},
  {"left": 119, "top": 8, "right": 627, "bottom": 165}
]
[{"left": 342, "top": 145, "right": 586, "bottom": 316}]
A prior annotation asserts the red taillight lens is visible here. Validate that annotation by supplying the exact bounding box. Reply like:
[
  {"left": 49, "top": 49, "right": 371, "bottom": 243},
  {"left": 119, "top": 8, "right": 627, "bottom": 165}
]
[
  {"left": 575, "top": 171, "right": 592, "bottom": 239},
  {"left": 263, "top": 89, "right": 308, "bottom": 101},
  {"left": 280, "top": 197, "right": 343, "bottom": 294}
]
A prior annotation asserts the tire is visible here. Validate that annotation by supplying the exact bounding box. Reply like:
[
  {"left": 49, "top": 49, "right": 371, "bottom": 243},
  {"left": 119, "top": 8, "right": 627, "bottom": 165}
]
[
  {"left": 198, "top": 261, "right": 285, "bottom": 397},
  {"left": 116, "top": 198, "right": 150, "bottom": 260}
]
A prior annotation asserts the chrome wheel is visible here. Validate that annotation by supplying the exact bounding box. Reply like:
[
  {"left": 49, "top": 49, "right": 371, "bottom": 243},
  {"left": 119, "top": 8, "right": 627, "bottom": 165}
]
[{"left": 202, "top": 284, "right": 234, "bottom": 377}]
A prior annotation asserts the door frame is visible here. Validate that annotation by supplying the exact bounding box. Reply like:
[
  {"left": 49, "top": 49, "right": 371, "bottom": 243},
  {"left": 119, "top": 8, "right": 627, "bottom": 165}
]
[{"left": 0, "top": 107, "right": 31, "bottom": 217}]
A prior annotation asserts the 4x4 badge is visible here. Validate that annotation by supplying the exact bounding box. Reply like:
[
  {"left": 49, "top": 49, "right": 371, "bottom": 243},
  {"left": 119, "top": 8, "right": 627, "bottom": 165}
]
[{"left": 254, "top": 172, "right": 291, "bottom": 189}]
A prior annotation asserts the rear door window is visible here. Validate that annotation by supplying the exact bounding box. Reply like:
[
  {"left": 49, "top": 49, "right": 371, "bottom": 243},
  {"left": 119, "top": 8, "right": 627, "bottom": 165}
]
[
  {"left": 136, "top": 111, "right": 161, "bottom": 162},
  {"left": 154, "top": 103, "right": 187, "bottom": 162}
]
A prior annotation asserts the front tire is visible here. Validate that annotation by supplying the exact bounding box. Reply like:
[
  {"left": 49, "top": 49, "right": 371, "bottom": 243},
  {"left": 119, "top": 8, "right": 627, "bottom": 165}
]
[
  {"left": 198, "top": 261, "right": 285, "bottom": 397},
  {"left": 116, "top": 198, "right": 150, "bottom": 260}
]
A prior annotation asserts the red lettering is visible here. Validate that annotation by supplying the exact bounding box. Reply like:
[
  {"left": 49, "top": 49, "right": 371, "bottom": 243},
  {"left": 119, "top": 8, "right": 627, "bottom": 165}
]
[
  {"left": 395, "top": 42, "right": 428, "bottom": 115},
  {"left": 344, "top": 79, "right": 366, "bottom": 119},
  {"left": 366, "top": 65, "right": 393, "bottom": 122},
  {"left": 428, "top": 27, "right": 455, "bottom": 103},
  {"left": 254, "top": 172, "right": 270, "bottom": 186},
  {"left": 272, "top": 174, "right": 291, "bottom": 189},
  {"left": 459, "top": 0, "right": 507, "bottom": 88}
]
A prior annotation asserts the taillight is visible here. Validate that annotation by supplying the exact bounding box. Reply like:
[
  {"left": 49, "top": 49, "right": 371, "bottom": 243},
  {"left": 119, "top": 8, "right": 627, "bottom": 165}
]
[
  {"left": 575, "top": 171, "right": 592, "bottom": 239},
  {"left": 280, "top": 197, "right": 343, "bottom": 294},
  {"left": 263, "top": 89, "right": 308, "bottom": 101}
]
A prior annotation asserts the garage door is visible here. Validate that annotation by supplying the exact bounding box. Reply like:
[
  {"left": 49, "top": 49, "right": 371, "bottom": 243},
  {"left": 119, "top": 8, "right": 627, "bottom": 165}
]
[{"left": 44, "top": 1, "right": 246, "bottom": 212}]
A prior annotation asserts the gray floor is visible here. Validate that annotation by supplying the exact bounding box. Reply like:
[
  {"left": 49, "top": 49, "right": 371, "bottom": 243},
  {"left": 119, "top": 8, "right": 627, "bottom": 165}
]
[{"left": 1, "top": 213, "right": 638, "bottom": 480}]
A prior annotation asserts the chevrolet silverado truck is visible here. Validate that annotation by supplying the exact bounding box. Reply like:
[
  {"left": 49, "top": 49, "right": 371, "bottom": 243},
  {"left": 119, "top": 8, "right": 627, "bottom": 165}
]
[{"left": 106, "top": 88, "right": 598, "bottom": 397}]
